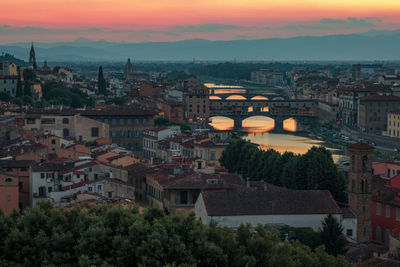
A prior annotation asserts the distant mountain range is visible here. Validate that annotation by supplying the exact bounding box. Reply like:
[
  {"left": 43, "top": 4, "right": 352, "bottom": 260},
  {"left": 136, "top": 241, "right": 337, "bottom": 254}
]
[{"left": 1, "top": 29, "right": 400, "bottom": 62}]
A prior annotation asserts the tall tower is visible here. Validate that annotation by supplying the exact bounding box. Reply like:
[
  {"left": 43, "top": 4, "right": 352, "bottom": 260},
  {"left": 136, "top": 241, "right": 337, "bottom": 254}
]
[
  {"left": 123, "top": 58, "right": 134, "bottom": 79},
  {"left": 348, "top": 142, "right": 374, "bottom": 243},
  {"left": 29, "top": 43, "right": 37, "bottom": 70}
]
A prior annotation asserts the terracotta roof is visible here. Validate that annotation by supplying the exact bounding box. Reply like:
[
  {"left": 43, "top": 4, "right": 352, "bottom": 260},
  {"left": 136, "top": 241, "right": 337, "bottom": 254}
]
[
  {"left": 359, "top": 95, "right": 400, "bottom": 101},
  {"left": 348, "top": 142, "right": 374, "bottom": 151},
  {"left": 0, "top": 160, "right": 35, "bottom": 168},
  {"left": 201, "top": 187, "right": 341, "bottom": 216}
]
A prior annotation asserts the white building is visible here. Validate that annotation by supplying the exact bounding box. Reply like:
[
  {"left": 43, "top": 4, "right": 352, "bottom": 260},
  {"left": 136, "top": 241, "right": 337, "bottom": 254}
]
[
  {"left": 195, "top": 185, "right": 342, "bottom": 232},
  {"left": 142, "top": 126, "right": 181, "bottom": 159}
]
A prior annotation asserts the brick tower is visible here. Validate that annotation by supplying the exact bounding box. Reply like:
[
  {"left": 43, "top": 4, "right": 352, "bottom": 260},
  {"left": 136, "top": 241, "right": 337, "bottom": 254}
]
[{"left": 348, "top": 142, "right": 374, "bottom": 243}]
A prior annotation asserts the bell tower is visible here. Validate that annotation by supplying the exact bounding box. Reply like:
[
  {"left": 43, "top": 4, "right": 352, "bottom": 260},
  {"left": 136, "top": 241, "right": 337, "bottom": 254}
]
[
  {"left": 348, "top": 142, "right": 374, "bottom": 243},
  {"left": 29, "top": 43, "right": 37, "bottom": 70}
]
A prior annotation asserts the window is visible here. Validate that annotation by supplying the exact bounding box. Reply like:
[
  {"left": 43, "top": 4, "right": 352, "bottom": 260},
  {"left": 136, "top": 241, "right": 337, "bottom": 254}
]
[
  {"left": 88, "top": 186, "right": 93, "bottom": 192},
  {"left": 91, "top": 127, "right": 99, "bottom": 137},
  {"left": 5, "top": 178, "right": 12, "bottom": 183},
  {"left": 18, "top": 182, "right": 23, "bottom": 190},
  {"left": 127, "top": 119, "right": 132, "bottom": 125},
  {"left": 346, "top": 229, "right": 353, "bottom": 237},
  {"left": 112, "top": 119, "right": 117, "bottom": 125},
  {"left": 97, "top": 184, "right": 103, "bottom": 192},
  {"left": 104, "top": 119, "right": 109, "bottom": 124},
  {"left": 21, "top": 167, "right": 27, "bottom": 172},
  {"left": 41, "top": 118, "right": 55, "bottom": 124},
  {"left": 108, "top": 192, "right": 112, "bottom": 198},
  {"left": 362, "top": 155, "right": 368, "bottom": 172},
  {"left": 48, "top": 187, "right": 52, "bottom": 193},
  {"left": 120, "top": 119, "right": 124, "bottom": 125},
  {"left": 27, "top": 118, "right": 36, "bottom": 124},
  {"left": 210, "top": 151, "right": 216, "bottom": 161},
  {"left": 40, "top": 173, "right": 45, "bottom": 179},
  {"left": 62, "top": 118, "right": 69, "bottom": 124},
  {"left": 63, "top": 128, "right": 69, "bottom": 137},
  {"left": 180, "top": 191, "right": 188, "bottom": 204},
  {"left": 377, "top": 203, "right": 381, "bottom": 216},
  {"left": 396, "top": 208, "right": 400, "bottom": 221},
  {"left": 385, "top": 229, "right": 390, "bottom": 244},
  {"left": 7, "top": 195, "right": 11, "bottom": 202},
  {"left": 386, "top": 205, "right": 391, "bottom": 218},
  {"left": 38, "top": 187, "right": 46, "bottom": 197},
  {"left": 51, "top": 139, "right": 56, "bottom": 145},
  {"left": 376, "top": 226, "right": 381, "bottom": 242}
]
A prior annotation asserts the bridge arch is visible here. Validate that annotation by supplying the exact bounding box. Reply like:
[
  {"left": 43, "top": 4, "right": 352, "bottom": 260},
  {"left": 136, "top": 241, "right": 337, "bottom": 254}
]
[
  {"left": 272, "top": 96, "right": 285, "bottom": 100},
  {"left": 209, "top": 95, "right": 222, "bottom": 100},
  {"left": 283, "top": 117, "right": 297, "bottom": 132},
  {"left": 250, "top": 96, "right": 269, "bottom": 100},
  {"left": 208, "top": 116, "right": 234, "bottom": 131},
  {"left": 225, "top": 95, "right": 247, "bottom": 100},
  {"left": 242, "top": 116, "right": 275, "bottom": 132}
]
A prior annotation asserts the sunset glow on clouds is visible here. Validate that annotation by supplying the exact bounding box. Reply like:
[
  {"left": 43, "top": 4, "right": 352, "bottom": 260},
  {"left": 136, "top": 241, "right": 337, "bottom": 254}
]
[{"left": 1, "top": 0, "right": 400, "bottom": 43}]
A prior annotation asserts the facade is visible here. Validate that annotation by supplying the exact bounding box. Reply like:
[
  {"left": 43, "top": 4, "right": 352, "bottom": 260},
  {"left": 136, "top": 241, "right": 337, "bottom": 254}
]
[
  {"left": 0, "top": 160, "right": 34, "bottom": 210},
  {"left": 183, "top": 77, "right": 210, "bottom": 121},
  {"left": 379, "top": 75, "right": 400, "bottom": 86},
  {"left": 195, "top": 186, "right": 342, "bottom": 231},
  {"left": 23, "top": 111, "right": 109, "bottom": 142},
  {"left": 358, "top": 95, "right": 400, "bottom": 133},
  {"left": 193, "top": 138, "right": 226, "bottom": 168},
  {"left": 318, "top": 101, "right": 339, "bottom": 123},
  {"left": 0, "top": 172, "right": 19, "bottom": 214},
  {"left": 0, "top": 75, "right": 18, "bottom": 97},
  {"left": 373, "top": 161, "right": 400, "bottom": 179},
  {"left": 372, "top": 175, "right": 400, "bottom": 245},
  {"left": 387, "top": 111, "right": 400, "bottom": 138},
  {"left": 348, "top": 142, "right": 374, "bottom": 243},
  {"left": 142, "top": 126, "right": 181, "bottom": 159},
  {"left": 0, "top": 61, "right": 17, "bottom": 76},
  {"left": 81, "top": 108, "right": 156, "bottom": 152},
  {"left": 337, "top": 85, "right": 390, "bottom": 127},
  {"left": 251, "top": 69, "right": 283, "bottom": 86}
]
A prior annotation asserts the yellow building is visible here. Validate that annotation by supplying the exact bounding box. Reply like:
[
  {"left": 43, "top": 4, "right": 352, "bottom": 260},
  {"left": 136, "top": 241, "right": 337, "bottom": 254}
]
[{"left": 387, "top": 111, "right": 400, "bottom": 138}]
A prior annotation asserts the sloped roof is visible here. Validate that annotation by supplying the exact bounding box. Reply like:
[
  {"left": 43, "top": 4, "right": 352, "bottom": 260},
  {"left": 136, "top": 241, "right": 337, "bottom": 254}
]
[{"left": 201, "top": 187, "right": 341, "bottom": 216}]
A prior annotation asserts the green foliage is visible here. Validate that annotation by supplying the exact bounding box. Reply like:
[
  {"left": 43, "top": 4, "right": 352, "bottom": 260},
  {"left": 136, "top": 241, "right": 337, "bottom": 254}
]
[
  {"left": 280, "top": 225, "right": 322, "bottom": 250},
  {"left": 0, "top": 204, "right": 351, "bottom": 266},
  {"left": 22, "top": 68, "right": 36, "bottom": 97},
  {"left": 154, "top": 116, "right": 191, "bottom": 134},
  {"left": 320, "top": 214, "right": 348, "bottom": 256},
  {"left": 16, "top": 71, "right": 23, "bottom": 98},
  {"left": 98, "top": 65, "right": 107, "bottom": 95},
  {"left": 166, "top": 70, "right": 194, "bottom": 80},
  {"left": 0, "top": 92, "right": 12, "bottom": 102},
  {"left": 42, "top": 81, "right": 94, "bottom": 108},
  {"left": 219, "top": 140, "right": 347, "bottom": 202},
  {"left": 106, "top": 97, "right": 126, "bottom": 106}
]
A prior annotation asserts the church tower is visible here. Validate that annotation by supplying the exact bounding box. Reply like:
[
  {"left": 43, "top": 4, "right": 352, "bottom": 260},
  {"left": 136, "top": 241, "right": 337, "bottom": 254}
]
[
  {"left": 348, "top": 142, "right": 374, "bottom": 243},
  {"left": 29, "top": 43, "right": 37, "bottom": 70},
  {"left": 123, "top": 58, "right": 134, "bottom": 79}
]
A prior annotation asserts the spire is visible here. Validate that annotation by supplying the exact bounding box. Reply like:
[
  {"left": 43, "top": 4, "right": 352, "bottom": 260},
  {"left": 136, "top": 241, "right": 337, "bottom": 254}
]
[{"left": 29, "top": 42, "right": 37, "bottom": 70}]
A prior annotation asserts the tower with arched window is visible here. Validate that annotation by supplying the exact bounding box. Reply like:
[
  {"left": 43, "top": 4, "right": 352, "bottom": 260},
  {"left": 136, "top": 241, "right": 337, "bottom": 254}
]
[{"left": 348, "top": 142, "right": 374, "bottom": 243}]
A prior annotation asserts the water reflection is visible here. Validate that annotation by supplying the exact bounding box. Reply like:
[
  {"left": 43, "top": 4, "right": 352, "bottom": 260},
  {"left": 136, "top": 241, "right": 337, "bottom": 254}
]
[
  {"left": 251, "top": 96, "right": 269, "bottom": 100},
  {"left": 209, "top": 116, "right": 340, "bottom": 160},
  {"left": 225, "top": 95, "right": 247, "bottom": 100},
  {"left": 209, "top": 96, "right": 222, "bottom": 100}
]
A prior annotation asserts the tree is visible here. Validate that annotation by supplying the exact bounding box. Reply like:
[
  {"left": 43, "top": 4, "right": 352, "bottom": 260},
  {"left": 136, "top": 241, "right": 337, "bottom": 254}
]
[
  {"left": 0, "top": 92, "right": 11, "bottom": 102},
  {"left": 22, "top": 68, "right": 36, "bottom": 97},
  {"left": 15, "top": 71, "right": 23, "bottom": 97},
  {"left": 320, "top": 214, "right": 348, "bottom": 256},
  {"left": 97, "top": 66, "right": 107, "bottom": 95}
]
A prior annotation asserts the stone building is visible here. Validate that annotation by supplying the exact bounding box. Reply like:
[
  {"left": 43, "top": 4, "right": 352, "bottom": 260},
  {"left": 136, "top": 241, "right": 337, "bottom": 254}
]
[
  {"left": 183, "top": 77, "right": 209, "bottom": 121},
  {"left": 386, "top": 111, "right": 400, "bottom": 138},
  {"left": 358, "top": 95, "right": 400, "bottom": 133},
  {"left": 0, "top": 172, "right": 19, "bottom": 214},
  {"left": 348, "top": 142, "right": 374, "bottom": 243}
]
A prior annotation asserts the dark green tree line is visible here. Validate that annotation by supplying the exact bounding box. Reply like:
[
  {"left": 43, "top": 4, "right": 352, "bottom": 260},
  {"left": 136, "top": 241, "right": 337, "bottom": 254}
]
[
  {"left": 0, "top": 203, "right": 350, "bottom": 266},
  {"left": 219, "top": 140, "right": 347, "bottom": 202}
]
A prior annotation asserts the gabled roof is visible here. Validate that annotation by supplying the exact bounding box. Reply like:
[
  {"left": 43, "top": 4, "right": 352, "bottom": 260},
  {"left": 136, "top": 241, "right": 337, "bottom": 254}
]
[
  {"left": 201, "top": 187, "right": 341, "bottom": 216},
  {"left": 348, "top": 142, "right": 374, "bottom": 151}
]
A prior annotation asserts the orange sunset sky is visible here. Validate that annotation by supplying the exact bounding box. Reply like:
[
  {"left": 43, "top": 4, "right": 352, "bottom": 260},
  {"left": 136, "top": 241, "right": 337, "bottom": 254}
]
[{"left": 1, "top": 0, "right": 400, "bottom": 43}]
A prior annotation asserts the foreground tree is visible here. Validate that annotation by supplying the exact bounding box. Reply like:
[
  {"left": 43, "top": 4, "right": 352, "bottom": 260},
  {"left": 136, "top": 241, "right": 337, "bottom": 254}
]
[
  {"left": 320, "top": 214, "right": 348, "bottom": 256},
  {"left": 0, "top": 203, "right": 351, "bottom": 266}
]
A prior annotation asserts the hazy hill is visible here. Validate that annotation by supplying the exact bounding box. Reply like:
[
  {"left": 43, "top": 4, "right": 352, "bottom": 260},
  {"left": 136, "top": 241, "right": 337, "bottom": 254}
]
[{"left": 1, "top": 31, "right": 400, "bottom": 62}]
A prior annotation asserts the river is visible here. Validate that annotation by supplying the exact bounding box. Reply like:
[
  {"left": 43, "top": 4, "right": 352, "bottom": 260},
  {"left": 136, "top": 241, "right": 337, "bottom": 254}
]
[{"left": 205, "top": 83, "right": 343, "bottom": 161}]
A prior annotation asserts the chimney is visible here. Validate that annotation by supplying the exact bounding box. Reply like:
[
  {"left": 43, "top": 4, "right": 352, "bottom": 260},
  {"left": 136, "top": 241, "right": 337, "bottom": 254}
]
[
  {"left": 246, "top": 177, "right": 250, "bottom": 188},
  {"left": 263, "top": 180, "right": 267, "bottom": 191}
]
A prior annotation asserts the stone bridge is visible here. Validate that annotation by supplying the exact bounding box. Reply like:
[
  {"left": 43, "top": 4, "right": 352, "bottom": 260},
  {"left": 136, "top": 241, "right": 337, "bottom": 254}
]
[{"left": 209, "top": 99, "right": 318, "bottom": 131}]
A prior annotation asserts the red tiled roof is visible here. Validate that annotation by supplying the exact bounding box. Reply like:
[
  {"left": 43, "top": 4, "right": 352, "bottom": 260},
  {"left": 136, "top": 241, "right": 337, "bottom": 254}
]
[{"left": 348, "top": 142, "right": 374, "bottom": 151}]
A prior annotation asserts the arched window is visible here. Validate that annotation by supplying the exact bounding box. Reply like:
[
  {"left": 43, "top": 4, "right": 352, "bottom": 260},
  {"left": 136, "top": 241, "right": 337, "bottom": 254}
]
[
  {"left": 5, "top": 178, "right": 12, "bottom": 182},
  {"left": 62, "top": 118, "right": 69, "bottom": 124},
  {"left": 362, "top": 155, "right": 368, "bottom": 173},
  {"left": 376, "top": 226, "right": 381, "bottom": 242}
]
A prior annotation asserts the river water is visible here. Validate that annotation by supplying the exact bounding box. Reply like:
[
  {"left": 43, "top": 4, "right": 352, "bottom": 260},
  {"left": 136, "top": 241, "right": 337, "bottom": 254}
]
[{"left": 206, "top": 83, "right": 342, "bottom": 161}]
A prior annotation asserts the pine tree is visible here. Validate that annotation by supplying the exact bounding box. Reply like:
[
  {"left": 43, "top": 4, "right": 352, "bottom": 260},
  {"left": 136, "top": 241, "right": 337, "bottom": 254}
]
[
  {"left": 320, "top": 214, "right": 348, "bottom": 256},
  {"left": 97, "top": 66, "right": 107, "bottom": 95},
  {"left": 15, "top": 70, "right": 23, "bottom": 97}
]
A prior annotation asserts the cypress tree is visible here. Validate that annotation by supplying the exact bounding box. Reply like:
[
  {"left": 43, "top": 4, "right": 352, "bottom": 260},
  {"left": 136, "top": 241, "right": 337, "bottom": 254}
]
[{"left": 98, "top": 66, "right": 107, "bottom": 95}]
